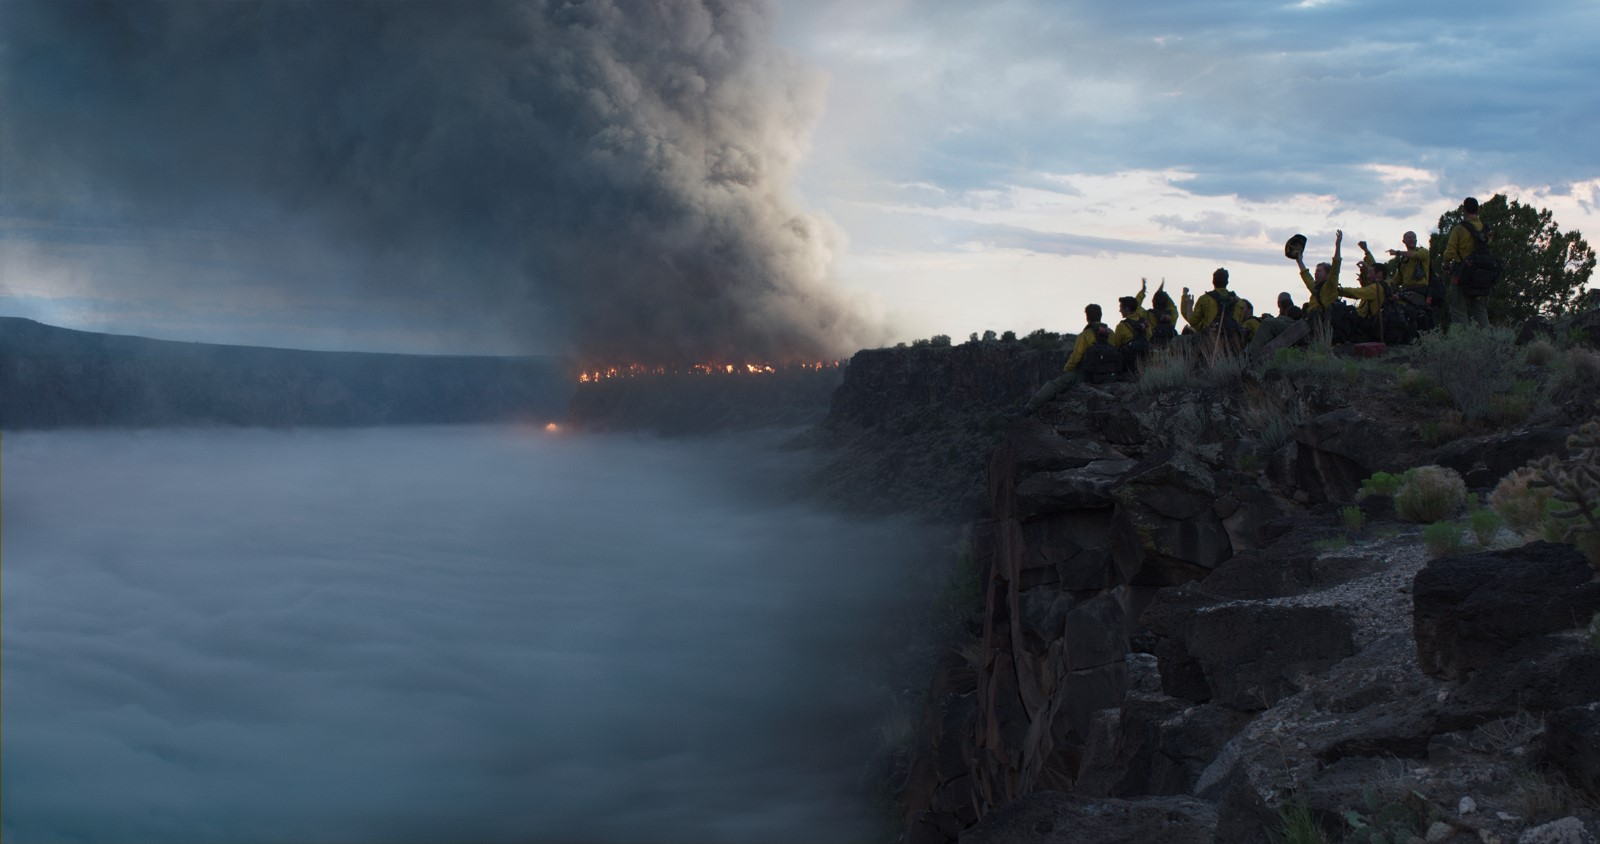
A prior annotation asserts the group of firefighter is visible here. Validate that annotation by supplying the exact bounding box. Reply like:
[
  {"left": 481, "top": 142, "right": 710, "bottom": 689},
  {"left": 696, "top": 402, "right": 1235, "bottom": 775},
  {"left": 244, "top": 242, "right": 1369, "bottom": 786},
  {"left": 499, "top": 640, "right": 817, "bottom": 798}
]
[{"left": 1024, "top": 197, "right": 1499, "bottom": 411}]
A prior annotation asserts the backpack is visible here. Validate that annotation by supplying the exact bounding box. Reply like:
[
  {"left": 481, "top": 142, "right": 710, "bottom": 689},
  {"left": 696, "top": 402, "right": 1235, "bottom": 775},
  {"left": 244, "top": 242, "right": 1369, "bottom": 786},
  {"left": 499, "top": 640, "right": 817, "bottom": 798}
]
[
  {"left": 1151, "top": 320, "right": 1178, "bottom": 346},
  {"left": 1457, "top": 221, "right": 1503, "bottom": 297},
  {"left": 1205, "top": 290, "right": 1247, "bottom": 349},
  {"left": 1080, "top": 323, "right": 1122, "bottom": 384},
  {"left": 1119, "top": 318, "right": 1151, "bottom": 371}
]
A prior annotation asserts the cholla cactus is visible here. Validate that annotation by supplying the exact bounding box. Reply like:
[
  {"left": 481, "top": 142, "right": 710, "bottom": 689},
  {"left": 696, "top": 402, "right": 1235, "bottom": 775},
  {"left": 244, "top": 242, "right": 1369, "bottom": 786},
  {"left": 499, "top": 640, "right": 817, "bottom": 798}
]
[{"left": 1530, "top": 417, "right": 1600, "bottom": 568}]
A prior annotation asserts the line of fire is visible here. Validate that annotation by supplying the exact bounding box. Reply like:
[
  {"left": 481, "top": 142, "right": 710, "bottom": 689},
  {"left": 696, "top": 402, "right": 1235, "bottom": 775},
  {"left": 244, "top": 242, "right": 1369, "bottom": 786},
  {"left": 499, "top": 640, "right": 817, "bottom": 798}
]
[{"left": 575, "top": 360, "right": 844, "bottom": 383}]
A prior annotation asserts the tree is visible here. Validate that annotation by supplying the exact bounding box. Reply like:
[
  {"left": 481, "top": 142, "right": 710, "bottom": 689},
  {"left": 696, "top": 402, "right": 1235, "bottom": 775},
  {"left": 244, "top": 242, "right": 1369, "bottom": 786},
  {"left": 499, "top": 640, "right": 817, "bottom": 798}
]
[
  {"left": 1000, "top": 330, "right": 1017, "bottom": 342},
  {"left": 1429, "top": 193, "right": 1596, "bottom": 324},
  {"left": 930, "top": 334, "right": 953, "bottom": 347}
]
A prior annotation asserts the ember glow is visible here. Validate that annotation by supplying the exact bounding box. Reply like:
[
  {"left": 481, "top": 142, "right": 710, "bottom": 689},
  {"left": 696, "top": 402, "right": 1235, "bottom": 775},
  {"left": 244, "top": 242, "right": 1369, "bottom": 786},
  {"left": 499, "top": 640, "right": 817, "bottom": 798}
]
[{"left": 575, "top": 360, "right": 842, "bottom": 383}]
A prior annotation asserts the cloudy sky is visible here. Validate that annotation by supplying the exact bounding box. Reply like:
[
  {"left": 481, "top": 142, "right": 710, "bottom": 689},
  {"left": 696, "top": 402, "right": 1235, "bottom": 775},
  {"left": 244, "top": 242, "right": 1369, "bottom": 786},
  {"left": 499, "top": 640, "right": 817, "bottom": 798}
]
[{"left": 2, "top": 0, "right": 1598, "bottom": 357}]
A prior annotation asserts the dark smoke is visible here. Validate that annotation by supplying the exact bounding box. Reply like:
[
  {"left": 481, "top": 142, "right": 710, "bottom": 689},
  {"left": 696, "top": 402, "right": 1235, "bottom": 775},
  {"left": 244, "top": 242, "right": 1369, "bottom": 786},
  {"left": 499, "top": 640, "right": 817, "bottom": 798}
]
[{"left": 0, "top": 0, "right": 879, "bottom": 362}]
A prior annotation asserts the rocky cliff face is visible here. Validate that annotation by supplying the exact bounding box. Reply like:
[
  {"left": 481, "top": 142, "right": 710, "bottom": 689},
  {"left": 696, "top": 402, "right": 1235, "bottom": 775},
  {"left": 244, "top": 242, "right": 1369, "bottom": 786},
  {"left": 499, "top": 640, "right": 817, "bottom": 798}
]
[
  {"left": 890, "top": 366, "right": 1600, "bottom": 844},
  {"left": 0, "top": 317, "right": 571, "bottom": 428},
  {"left": 808, "top": 341, "right": 1072, "bottom": 520}
]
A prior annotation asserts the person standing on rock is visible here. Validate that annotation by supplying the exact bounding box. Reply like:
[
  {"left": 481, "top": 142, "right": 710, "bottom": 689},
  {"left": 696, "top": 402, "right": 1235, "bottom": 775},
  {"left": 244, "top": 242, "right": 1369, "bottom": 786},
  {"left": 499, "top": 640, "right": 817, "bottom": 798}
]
[
  {"left": 1025, "top": 304, "right": 1115, "bottom": 410},
  {"left": 1444, "top": 197, "right": 1493, "bottom": 328}
]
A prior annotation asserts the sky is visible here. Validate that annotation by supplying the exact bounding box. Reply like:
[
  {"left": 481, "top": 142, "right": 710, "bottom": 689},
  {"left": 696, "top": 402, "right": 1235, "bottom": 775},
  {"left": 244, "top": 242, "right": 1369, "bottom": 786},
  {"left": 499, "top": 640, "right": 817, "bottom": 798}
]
[{"left": 2, "top": 0, "right": 1598, "bottom": 357}]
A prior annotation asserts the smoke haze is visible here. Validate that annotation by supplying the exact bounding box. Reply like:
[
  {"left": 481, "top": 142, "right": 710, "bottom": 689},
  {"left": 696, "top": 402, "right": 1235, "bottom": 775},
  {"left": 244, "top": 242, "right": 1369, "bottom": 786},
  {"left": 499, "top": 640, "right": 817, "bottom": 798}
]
[
  {"left": 0, "top": 0, "right": 879, "bottom": 361},
  {"left": 1, "top": 427, "right": 947, "bottom": 842}
]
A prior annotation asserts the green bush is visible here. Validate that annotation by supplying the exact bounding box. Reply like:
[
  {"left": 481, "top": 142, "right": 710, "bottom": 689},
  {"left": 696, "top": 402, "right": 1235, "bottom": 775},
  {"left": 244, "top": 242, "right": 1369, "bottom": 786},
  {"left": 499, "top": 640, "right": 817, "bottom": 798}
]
[
  {"left": 1525, "top": 339, "right": 1559, "bottom": 367},
  {"left": 1414, "top": 324, "right": 1521, "bottom": 419},
  {"left": 1423, "top": 521, "right": 1465, "bottom": 558},
  {"left": 1394, "top": 466, "right": 1467, "bottom": 524},
  {"left": 1470, "top": 507, "right": 1505, "bottom": 547},
  {"left": 1275, "top": 799, "right": 1328, "bottom": 844},
  {"left": 1312, "top": 535, "right": 1349, "bottom": 554},
  {"left": 1491, "top": 467, "right": 1554, "bottom": 537},
  {"left": 1396, "top": 367, "right": 1434, "bottom": 397},
  {"left": 1361, "top": 471, "right": 1404, "bottom": 498},
  {"left": 1340, "top": 505, "right": 1366, "bottom": 532}
]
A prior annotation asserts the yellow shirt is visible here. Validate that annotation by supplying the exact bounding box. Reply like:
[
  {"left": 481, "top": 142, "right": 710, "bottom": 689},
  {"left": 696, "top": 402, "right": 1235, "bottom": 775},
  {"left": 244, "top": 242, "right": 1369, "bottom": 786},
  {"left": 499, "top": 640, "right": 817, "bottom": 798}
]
[
  {"left": 1111, "top": 317, "right": 1149, "bottom": 347},
  {"left": 1063, "top": 323, "right": 1108, "bottom": 371},
  {"left": 1300, "top": 255, "right": 1342, "bottom": 312},
  {"left": 1188, "top": 289, "right": 1247, "bottom": 332},
  {"left": 1339, "top": 283, "right": 1386, "bottom": 319},
  {"left": 1396, "top": 247, "right": 1431, "bottom": 291},
  {"left": 1444, "top": 219, "right": 1483, "bottom": 263}
]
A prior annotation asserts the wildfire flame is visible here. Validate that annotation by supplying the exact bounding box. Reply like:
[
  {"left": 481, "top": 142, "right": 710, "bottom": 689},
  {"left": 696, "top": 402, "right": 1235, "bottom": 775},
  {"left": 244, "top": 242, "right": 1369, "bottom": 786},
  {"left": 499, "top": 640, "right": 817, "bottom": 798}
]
[{"left": 575, "top": 360, "right": 840, "bottom": 383}]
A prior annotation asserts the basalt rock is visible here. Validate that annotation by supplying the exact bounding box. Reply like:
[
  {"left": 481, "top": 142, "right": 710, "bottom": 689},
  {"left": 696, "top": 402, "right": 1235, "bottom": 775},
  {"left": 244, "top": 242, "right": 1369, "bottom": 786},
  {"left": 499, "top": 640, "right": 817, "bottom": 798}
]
[
  {"left": 958, "top": 791, "right": 1218, "bottom": 844},
  {"left": 1412, "top": 542, "right": 1600, "bottom": 682},
  {"left": 1423, "top": 426, "right": 1571, "bottom": 489},
  {"left": 1544, "top": 703, "right": 1600, "bottom": 800},
  {"left": 1110, "top": 451, "right": 1234, "bottom": 586},
  {"left": 1293, "top": 407, "right": 1403, "bottom": 502}
]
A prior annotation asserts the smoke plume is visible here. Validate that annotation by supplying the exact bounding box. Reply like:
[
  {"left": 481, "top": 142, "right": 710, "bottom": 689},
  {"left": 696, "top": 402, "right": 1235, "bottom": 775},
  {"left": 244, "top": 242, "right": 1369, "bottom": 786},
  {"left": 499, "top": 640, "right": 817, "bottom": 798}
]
[{"left": 0, "top": 0, "right": 878, "bottom": 362}]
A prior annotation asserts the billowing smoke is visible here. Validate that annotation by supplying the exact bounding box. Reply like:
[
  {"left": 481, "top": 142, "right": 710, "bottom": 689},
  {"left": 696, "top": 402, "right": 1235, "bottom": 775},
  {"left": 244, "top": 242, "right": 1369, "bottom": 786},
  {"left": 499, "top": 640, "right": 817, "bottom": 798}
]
[{"left": 0, "top": 0, "right": 879, "bottom": 362}]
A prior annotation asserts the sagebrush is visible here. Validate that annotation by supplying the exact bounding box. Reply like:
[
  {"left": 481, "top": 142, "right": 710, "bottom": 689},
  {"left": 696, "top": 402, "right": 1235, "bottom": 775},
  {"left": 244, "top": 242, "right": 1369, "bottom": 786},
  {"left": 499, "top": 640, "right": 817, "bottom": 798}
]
[
  {"left": 1394, "top": 466, "right": 1467, "bottom": 524},
  {"left": 1414, "top": 325, "right": 1521, "bottom": 419}
]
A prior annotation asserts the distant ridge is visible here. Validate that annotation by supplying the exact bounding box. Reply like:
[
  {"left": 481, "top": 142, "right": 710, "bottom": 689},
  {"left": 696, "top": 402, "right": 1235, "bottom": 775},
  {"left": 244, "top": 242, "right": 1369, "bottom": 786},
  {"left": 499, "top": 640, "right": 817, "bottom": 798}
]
[{"left": 0, "top": 317, "right": 572, "bottom": 429}]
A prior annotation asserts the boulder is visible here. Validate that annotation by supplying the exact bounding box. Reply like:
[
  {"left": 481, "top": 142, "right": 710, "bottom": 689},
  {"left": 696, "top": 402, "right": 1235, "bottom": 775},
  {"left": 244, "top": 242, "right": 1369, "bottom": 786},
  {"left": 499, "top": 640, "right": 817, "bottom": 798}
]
[
  {"left": 1075, "top": 700, "right": 1249, "bottom": 798},
  {"left": 1110, "top": 452, "right": 1234, "bottom": 586},
  {"left": 1447, "top": 634, "right": 1600, "bottom": 722},
  {"left": 959, "top": 792, "right": 1218, "bottom": 844},
  {"left": 1139, "top": 584, "right": 1218, "bottom": 703},
  {"left": 1185, "top": 603, "right": 1359, "bottom": 710},
  {"left": 1544, "top": 704, "right": 1600, "bottom": 800},
  {"left": 1014, "top": 459, "right": 1138, "bottom": 519},
  {"left": 1424, "top": 426, "right": 1571, "bottom": 488},
  {"left": 1019, "top": 510, "right": 1118, "bottom": 590},
  {"left": 1413, "top": 542, "right": 1600, "bottom": 681},
  {"left": 1293, "top": 408, "right": 1402, "bottom": 502}
]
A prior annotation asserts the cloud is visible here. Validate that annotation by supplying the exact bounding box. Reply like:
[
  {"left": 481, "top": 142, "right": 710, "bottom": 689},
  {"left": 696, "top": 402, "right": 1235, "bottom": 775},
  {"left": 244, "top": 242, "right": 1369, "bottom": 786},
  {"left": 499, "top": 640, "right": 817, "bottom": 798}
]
[
  {"left": 0, "top": 1, "right": 882, "bottom": 362},
  {"left": 780, "top": 0, "right": 1600, "bottom": 208}
]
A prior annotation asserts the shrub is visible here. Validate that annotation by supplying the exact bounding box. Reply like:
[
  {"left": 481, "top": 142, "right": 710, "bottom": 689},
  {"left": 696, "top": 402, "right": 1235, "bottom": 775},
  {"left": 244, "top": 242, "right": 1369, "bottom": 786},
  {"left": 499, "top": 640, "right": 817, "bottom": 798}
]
[
  {"left": 1340, "top": 505, "right": 1366, "bottom": 532},
  {"left": 1241, "top": 394, "right": 1302, "bottom": 452},
  {"left": 1312, "top": 535, "right": 1349, "bottom": 553},
  {"left": 1414, "top": 324, "right": 1521, "bottom": 419},
  {"left": 1275, "top": 799, "right": 1329, "bottom": 844},
  {"left": 1199, "top": 351, "right": 1248, "bottom": 389},
  {"left": 1000, "top": 330, "right": 1017, "bottom": 342},
  {"left": 1361, "top": 471, "right": 1404, "bottom": 498},
  {"left": 1397, "top": 367, "right": 1435, "bottom": 397},
  {"left": 1529, "top": 417, "right": 1600, "bottom": 568},
  {"left": 1138, "top": 343, "right": 1195, "bottom": 395},
  {"left": 1525, "top": 339, "right": 1559, "bottom": 367},
  {"left": 1491, "top": 467, "right": 1555, "bottom": 537},
  {"left": 1423, "top": 521, "right": 1465, "bottom": 557},
  {"left": 1470, "top": 507, "right": 1505, "bottom": 547},
  {"left": 1394, "top": 465, "right": 1467, "bottom": 524}
]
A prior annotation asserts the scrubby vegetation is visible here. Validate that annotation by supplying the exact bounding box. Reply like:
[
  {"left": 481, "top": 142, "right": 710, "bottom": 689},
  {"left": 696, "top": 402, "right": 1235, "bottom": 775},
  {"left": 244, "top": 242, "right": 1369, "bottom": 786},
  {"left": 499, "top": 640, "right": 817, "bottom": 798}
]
[
  {"left": 1394, "top": 466, "right": 1467, "bottom": 524},
  {"left": 1413, "top": 325, "right": 1522, "bottom": 420},
  {"left": 1528, "top": 417, "right": 1600, "bottom": 567},
  {"left": 1360, "top": 471, "right": 1404, "bottom": 498},
  {"left": 1423, "top": 521, "right": 1465, "bottom": 558},
  {"left": 1490, "top": 468, "right": 1554, "bottom": 538}
]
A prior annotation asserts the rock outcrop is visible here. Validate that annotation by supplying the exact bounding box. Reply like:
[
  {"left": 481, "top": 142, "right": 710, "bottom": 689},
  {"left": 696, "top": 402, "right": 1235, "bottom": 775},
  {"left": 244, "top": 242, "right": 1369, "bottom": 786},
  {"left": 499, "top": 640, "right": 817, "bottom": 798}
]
[{"left": 892, "top": 361, "right": 1600, "bottom": 844}]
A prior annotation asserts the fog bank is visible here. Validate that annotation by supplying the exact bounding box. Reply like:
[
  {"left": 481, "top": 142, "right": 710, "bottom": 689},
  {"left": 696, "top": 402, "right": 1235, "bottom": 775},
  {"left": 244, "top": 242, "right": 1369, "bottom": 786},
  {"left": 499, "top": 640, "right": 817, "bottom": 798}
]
[{"left": 1, "top": 427, "right": 946, "bottom": 842}]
